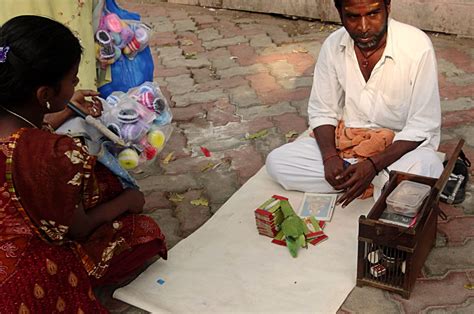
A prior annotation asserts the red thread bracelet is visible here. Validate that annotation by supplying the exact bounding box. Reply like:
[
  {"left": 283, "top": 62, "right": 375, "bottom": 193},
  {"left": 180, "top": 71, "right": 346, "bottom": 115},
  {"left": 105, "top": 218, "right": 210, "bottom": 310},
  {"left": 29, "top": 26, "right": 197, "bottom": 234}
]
[
  {"left": 367, "top": 157, "right": 379, "bottom": 173},
  {"left": 323, "top": 153, "right": 339, "bottom": 164}
]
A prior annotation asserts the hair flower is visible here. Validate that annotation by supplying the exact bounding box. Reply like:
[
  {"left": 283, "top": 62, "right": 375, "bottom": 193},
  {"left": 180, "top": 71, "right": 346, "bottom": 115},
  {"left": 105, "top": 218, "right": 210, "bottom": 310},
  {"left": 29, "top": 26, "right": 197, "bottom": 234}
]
[{"left": 0, "top": 46, "right": 10, "bottom": 63}]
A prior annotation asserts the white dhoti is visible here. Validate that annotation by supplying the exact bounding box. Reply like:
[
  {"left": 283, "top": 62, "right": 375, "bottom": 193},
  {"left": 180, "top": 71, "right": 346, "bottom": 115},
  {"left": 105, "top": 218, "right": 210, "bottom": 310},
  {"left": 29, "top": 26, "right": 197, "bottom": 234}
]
[{"left": 266, "top": 137, "right": 444, "bottom": 199}]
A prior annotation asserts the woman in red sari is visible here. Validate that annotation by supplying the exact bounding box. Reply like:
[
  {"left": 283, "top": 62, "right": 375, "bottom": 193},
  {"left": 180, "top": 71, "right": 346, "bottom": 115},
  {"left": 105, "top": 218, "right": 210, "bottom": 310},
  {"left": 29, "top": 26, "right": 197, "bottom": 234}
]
[{"left": 0, "top": 16, "right": 167, "bottom": 312}]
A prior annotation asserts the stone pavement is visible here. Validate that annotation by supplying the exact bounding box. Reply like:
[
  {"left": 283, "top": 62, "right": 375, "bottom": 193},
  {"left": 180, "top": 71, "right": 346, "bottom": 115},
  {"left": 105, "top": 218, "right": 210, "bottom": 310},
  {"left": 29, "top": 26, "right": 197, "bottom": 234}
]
[{"left": 99, "top": 1, "right": 474, "bottom": 312}]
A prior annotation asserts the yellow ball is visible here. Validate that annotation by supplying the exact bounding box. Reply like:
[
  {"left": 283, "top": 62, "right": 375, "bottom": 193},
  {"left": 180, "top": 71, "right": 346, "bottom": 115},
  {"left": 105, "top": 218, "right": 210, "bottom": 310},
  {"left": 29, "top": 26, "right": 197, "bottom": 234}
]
[
  {"left": 118, "top": 148, "right": 139, "bottom": 170},
  {"left": 147, "top": 130, "right": 166, "bottom": 149}
]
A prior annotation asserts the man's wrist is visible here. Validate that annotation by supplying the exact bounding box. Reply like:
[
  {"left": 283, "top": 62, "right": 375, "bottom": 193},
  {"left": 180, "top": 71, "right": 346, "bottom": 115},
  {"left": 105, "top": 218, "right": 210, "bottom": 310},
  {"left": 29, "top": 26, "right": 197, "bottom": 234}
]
[
  {"left": 366, "top": 157, "right": 379, "bottom": 173},
  {"left": 323, "top": 153, "right": 339, "bottom": 164}
]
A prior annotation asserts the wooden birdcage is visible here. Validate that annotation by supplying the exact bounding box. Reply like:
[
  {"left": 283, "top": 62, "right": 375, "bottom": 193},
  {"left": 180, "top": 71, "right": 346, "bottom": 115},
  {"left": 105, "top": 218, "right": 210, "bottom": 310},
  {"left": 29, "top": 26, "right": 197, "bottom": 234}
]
[{"left": 356, "top": 140, "right": 464, "bottom": 299}]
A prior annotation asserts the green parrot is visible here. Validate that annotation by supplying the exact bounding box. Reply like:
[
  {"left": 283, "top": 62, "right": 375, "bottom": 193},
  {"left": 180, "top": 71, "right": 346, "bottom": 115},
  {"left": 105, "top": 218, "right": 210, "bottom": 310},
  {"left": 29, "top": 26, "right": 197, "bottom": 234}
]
[{"left": 279, "top": 200, "right": 308, "bottom": 257}]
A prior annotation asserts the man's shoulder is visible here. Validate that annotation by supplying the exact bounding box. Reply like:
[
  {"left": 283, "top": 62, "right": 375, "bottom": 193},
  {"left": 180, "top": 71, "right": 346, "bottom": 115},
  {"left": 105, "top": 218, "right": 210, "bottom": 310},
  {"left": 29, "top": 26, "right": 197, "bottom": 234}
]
[
  {"left": 321, "top": 26, "right": 348, "bottom": 50},
  {"left": 390, "top": 19, "right": 433, "bottom": 51}
]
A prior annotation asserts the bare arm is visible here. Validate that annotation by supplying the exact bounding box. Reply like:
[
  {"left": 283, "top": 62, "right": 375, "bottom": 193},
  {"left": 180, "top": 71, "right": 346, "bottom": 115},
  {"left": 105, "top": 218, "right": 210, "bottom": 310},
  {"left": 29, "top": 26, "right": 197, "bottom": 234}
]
[
  {"left": 68, "top": 188, "right": 145, "bottom": 239},
  {"left": 314, "top": 125, "right": 346, "bottom": 188},
  {"left": 44, "top": 90, "right": 102, "bottom": 129}
]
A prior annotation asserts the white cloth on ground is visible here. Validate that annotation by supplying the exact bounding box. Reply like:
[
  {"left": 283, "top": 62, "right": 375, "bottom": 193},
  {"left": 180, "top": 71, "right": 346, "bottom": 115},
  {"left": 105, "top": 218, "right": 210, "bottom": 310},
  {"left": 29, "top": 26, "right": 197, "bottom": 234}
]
[
  {"left": 266, "top": 137, "right": 444, "bottom": 198},
  {"left": 113, "top": 167, "right": 374, "bottom": 313},
  {"left": 308, "top": 18, "right": 441, "bottom": 149}
]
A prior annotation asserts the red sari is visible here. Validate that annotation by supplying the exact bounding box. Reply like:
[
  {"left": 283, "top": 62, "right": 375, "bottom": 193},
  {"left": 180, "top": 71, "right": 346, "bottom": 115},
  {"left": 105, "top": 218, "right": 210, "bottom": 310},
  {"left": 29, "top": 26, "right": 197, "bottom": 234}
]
[{"left": 0, "top": 129, "right": 167, "bottom": 313}]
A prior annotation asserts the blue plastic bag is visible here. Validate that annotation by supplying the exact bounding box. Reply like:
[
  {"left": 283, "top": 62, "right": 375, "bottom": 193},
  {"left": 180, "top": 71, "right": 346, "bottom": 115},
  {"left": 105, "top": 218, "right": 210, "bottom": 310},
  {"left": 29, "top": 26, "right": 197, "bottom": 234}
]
[{"left": 98, "top": 0, "right": 154, "bottom": 98}]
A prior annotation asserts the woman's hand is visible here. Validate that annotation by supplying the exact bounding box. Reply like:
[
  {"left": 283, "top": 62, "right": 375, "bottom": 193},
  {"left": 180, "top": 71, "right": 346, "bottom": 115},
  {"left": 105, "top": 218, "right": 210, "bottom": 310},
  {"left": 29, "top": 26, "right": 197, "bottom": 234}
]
[
  {"left": 69, "top": 89, "right": 103, "bottom": 117},
  {"left": 122, "top": 188, "right": 146, "bottom": 214}
]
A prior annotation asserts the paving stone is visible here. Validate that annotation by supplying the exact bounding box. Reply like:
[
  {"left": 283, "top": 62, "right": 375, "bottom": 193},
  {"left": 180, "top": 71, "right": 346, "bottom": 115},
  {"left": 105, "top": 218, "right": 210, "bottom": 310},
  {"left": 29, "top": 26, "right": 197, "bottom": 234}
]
[
  {"left": 206, "top": 98, "right": 241, "bottom": 126},
  {"left": 259, "top": 87, "right": 311, "bottom": 105},
  {"left": 197, "top": 27, "right": 222, "bottom": 41},
  {"left": 154, "top": 65, "right": 190, "bottom": 78},
  {"left": 228, "top": 44, "right": 258, "bottom": 66},
  {"left": 171, "top": 104, "right": 205, "bottom": 121},
  {"left": 236, "top": 102, "right": 296, "bottom": 120},
  {"left": 268, "top": 60, "right": 299, "bottom": 79},
  {"left": 249, "top": 34, "right": 275, "bottom": 48},
  {"left": 138, "top": 173, "right": 200, "bottom": 193},
  {"left": 291, "top": 99, "right": 309, "bottom": 117},
  {"left": 191, "top": 67, "right": 214, "bottom": 84},
  {"left": 202, "top": 36, "right": 248, "bottom": 49},
  {"left": 159, "top": 46, "right": 184, "bottom": 60},
  {"left": 272, "top": 112, "right": 309, "bottom": 134},
  {"left": 164, "top": 56, "right": 211, "bottom": 68},
  {"left": 196, "top": 76, "right": 248, "bottom": 92},
  {"left": 438, "top": 58, "right": 466, "bottom": 78},
  {"left": 172, "top": 89, "right": 227, "bottom": 107},
  {"left": 182, "top": 118, "right": 274, "bottom": 151},
  {"left": 217, "top": 64, "right": 268, "bottom": 79},
  {"left": 390, "top": 271, "right": 474, "bottom": 313},
  {"left": 149, "top": 18, "right": 175, "bottom": 33},
  {"left": 266, "top": 27, "right": 293, "bottom": 45},
  {"left": 279, "top": 76, "right": 314, "bottom": 89},
  {"left": 340, "top": 286, "right": 401, "bottom": 314},
  {"left": 424, "top": 240, "right": 474, "bottom": 276},
  {"left": 260, "top": 42, "right": 323, "bottom": 60},
  {"left": 168, "top": 9, "right": 190, "bottom": 20},
  {"left": 192, "top": 14, "right": 216, "bottom": 26},
  {"left": 159, "top": 126, "right": 191, "bottom": 159},
  {"left": 225, "top": 145, "right": 264, "bottom": 184},
  {"left": 144, "top": 191, "right": 173, "bottom": 211},
  {"left": 197, "top": 168, "right": 240, "bottom": 205},
  {"left": 450, "top": 125, "right": 474, "bottom": 147},
  {"left": 252, "top": 127, "right": 287, "bottom": 159},
  {"left": 149, "top": 31, "right": 178, "bottom": 47},
  {"left": 246, "top": 72, "right": 283, "bottom": 94},
  {"left": 165, "top": 74, "right": 195, "bottom": 95},
  {"left": 211, "top": 56, "right": 239, "bottom": 70},
  {"left": 162, "top": 155, "right": 225, "bottom": 175},
  {"left": 178, "top": 32, "right": 205, "bottom": 54},
  {"left": 425, "top": 297, "right": 474, "bottom": 314},
  {"left": 286, "top": 53, "right": 317, "bottom": 75},
  {"left": 228, "top": 85, "right": 261, "bottom": 108},
  {"left": 441, "top": 97, "right": 474, "bottom": 112},
  {"left": 175, "top": 190, "right": 212, "bottom": 237},
  {"left": 437, "top": 216, "right": 474, "bottom": 246},
  {"left": 439, "top": 75, "right": 474, "bottom": 100}
]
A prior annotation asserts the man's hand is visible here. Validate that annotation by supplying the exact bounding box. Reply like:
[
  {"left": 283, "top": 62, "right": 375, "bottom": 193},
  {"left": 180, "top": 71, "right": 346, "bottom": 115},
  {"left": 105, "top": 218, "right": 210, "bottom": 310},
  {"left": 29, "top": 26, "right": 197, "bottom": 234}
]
[
  {"left": 334, "top": 160, "right": 377, "bottom": 207},
  {"left": 69, "top": 89, "right": 102, "bottom": 117},
  {"left": 323, "top": 155, "right": 347, "bottom": 188}
]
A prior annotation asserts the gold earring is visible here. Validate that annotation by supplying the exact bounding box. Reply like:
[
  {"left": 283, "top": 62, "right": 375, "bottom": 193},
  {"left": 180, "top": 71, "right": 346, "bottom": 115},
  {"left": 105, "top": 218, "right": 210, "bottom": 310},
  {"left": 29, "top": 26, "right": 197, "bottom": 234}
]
[{"left": 46, "top": 101, "right": 51, "bottom": 110}]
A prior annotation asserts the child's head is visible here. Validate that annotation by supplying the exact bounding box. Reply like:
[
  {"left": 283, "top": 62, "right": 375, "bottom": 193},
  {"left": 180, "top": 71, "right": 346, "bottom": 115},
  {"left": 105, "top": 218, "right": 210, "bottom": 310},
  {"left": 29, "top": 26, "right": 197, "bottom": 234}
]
[{"left": 0, "top": 15, "right": 83, "bottom": 110}]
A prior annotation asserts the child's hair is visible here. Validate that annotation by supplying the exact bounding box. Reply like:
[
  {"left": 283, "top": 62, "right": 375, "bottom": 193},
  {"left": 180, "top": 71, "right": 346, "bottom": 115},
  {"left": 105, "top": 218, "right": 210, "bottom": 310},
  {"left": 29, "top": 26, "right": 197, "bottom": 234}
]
[{"left": 0, "top": 15, "right": 83, "bottom": 107}]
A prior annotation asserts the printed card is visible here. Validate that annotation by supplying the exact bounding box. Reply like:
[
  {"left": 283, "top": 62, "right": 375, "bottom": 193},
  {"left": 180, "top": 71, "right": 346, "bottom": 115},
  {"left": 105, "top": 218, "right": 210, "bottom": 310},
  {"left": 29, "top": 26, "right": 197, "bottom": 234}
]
[{"left": 298, "top": 193, "right": 337, "bottom": 221}]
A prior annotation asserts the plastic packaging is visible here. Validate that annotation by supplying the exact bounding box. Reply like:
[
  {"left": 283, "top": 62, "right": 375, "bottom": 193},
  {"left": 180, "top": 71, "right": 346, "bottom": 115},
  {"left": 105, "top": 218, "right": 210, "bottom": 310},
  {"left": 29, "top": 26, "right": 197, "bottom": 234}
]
[
  {"left": 97, "top": 0, "right": 154, "bottom": 98},
  {"left": 385, "top": 181, "right": 431, "bottom": 217},
  {"left": 98, "top": 81, "right": 173, "bottom": 172}
]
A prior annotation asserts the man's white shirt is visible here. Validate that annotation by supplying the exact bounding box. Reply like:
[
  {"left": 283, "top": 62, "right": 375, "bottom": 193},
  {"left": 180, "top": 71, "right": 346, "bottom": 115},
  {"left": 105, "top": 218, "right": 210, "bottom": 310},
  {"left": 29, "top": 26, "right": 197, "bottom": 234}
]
[{"left": 308, "top": 18, "right": 441, "bottom": 149}]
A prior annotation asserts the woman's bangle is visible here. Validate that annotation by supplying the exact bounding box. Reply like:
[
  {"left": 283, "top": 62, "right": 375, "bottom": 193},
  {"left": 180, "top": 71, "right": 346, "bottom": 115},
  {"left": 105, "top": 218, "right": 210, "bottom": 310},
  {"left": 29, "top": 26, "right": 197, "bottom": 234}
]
[
  {"left": 323, "top": 153, "right": 339, "bottom": 164},
  {"left": 367, "top": 157, "right": 379, "bottom": 173}
]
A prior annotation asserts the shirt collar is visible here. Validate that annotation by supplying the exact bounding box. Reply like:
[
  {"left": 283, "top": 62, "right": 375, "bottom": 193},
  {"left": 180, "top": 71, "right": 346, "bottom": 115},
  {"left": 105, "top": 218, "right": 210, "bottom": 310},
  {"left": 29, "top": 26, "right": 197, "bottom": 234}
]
[{"left": 339, "top": 18, "right": 395, "bottom": 62}]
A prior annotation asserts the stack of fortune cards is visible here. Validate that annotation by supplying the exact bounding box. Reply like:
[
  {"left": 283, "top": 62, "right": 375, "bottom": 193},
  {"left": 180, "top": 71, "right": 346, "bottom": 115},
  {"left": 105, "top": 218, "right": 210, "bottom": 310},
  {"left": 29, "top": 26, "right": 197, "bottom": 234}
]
[{"left": 254, "top": 195, "right": 286, "bottom": 238}]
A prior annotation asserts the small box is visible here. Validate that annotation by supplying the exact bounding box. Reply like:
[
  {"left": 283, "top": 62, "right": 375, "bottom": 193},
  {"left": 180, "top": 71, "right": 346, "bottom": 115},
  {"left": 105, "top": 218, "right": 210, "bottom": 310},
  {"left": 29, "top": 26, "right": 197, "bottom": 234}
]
[{"left": 386, "top": 180, "right": 431, "bottom": 217}]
